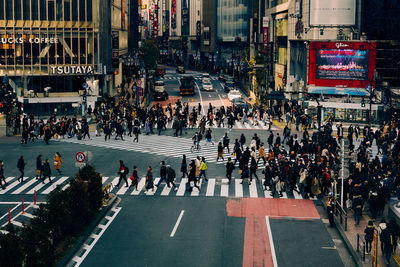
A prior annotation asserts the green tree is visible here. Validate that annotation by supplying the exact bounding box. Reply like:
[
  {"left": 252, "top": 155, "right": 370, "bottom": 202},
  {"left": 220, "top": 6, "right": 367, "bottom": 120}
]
[
  {"left": 0, "top": 225, "right": 24, "bottom": 267},
  {"left": 140, "top": 39, "right": 159, "bottom": 71}
]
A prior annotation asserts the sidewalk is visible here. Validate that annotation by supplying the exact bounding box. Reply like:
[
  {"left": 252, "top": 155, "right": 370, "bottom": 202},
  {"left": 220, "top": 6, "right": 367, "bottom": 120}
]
[
  {"left": 322, "top": 197, "right": 400, "bottom": 267},
  {"left": 0, "top": 114, "right": 5, "bottom": 138}
]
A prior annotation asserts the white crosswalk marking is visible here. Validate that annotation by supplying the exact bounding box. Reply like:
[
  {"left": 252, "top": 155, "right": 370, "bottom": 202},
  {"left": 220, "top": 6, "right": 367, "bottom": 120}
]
[
  {"left": 160, "top": 183, "right": 172, "bottom": 196},
  {"left": 235, "top": 179, "right": 243, "bottom": 197},
  {"left": 0, "top": 178, "right": 26, "bottom": 194},
  {"left": 102, "top": 177, "right": 110, "bottom": 184},
  {"left": 0, "top": 176, "right": 308, "bottom": 200},
  {"left": 191, "top": 179, "right": 202, "bottom": 196},
  {"left": 146, "top": 178, "right": 160, "bottom": 195},
  {"left": 262, "top": 179, "right": 273, "bottom": 198},
  {"left": 220, "top": 179, "right": 229, "bottom": 197},
  {"left": 206, "top": 179, "right": 215, "bottom": 196},
  {"left": 131, "top": 178, "right": 146, "bottom": 195},
  {"left": 41, "top": 177, "right": 68, "bottom": 194},
  {"left": 293, "top": 185, "right": 302, "bottom": 199},
  {"left": 176, "top": 178, "right": 188, "bottom": 196},
  {"left": 249, "top": 181, "right": 258, "bottom": 198},
  {"left": 11, "top": 178, "right": 39, "bottom": 194}
]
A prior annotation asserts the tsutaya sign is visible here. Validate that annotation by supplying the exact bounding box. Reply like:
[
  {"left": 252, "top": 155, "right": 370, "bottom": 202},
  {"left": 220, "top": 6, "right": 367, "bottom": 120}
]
[{"left": 50, "top": 65, "right": 94, "bottom": 75}]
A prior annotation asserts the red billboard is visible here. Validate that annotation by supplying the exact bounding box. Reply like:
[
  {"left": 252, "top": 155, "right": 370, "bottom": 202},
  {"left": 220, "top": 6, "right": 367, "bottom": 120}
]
[{"left": 308, "top": 42, "right": 376, "bottom": 88}]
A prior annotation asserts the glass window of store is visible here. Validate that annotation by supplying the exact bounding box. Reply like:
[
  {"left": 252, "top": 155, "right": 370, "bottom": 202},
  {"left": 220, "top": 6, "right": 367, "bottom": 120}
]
[
  {"left": 87, "top": 0, "right": 92, "bottom": 21},
  {"left": 23, "top": 0, "right": 31, "bottom": 20},
  {"left": 48, "top": 0, "right": 55, "bottom": 20},
  {"left": 40, "top": 0, "right": 46, "bottom": 20},
  {"left": 5, "top": 0, "right": 13, "bottom": 20},
  {"left": 79, "top": 0, "right": 85, "bottom": 21},
  {"left": 0, "top": 0, "right": 4, "bottom": 20},
  {"left": 14, "top": 0, "right": 22, "bottom": 20},
  {"left": 32, "top": 0, "right": 39, "bottom": 20},
  {"left": 72, "top": 0, "right": 78, "bottom": 21},
  {"left": 64, "top": 0, "right": 71, "bottom": 20}
]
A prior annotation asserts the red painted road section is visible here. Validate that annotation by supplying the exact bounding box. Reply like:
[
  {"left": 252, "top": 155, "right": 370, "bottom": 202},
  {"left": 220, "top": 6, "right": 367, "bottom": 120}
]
[
  {"left": 151, "top": 96, "right": 181, "bottom": 108},
  {"left": 226, "top": 198, "right": 320, "bottom": 267}
]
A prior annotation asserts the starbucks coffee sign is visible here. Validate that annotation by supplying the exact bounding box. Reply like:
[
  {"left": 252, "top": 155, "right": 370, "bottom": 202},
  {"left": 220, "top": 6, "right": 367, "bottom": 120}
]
[{"left": 50, "top": 65, "right": 94, "bottom": 75}]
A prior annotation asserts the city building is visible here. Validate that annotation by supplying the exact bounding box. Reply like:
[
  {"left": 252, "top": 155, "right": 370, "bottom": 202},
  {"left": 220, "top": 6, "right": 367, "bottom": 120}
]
[{"left": 0, "top": 0, "right": 137, "bottom": 114}]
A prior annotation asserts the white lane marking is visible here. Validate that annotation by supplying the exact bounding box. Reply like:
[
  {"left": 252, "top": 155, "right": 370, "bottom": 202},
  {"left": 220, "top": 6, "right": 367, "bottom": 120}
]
[
  {"left": 11, "top": 178, "right": 37, "bottom": 194},
  {"left": 293, "top": 185, "right": 302, "bottom": 199},
  {"left": 266, "top": 216, "right": 278, "bottom": 267},
  {"left": 194, "top": 82, "right": 205, "bottom": 116},
  {"left": 160, "top": 183, "right": 173, "bottom": 196},
  {"left": 217, "top": 92, "right": 226, "bottom": 110},
  {"left": 249, "top": 181, "right": 258, "bottom": 198},
  {"left": 41, "top": 177, "right": 69, "bottom": 194},
  {"left": 220, "top": 178, "right": 229, "bottom": 197},
  {"left": 27, "top": 178, "right": 48, "bottom": 194},
  {"left": 131, "top": 178, "right": 146, "bottom": 195},
  {"left": 206, "top": 179, "right": 215, "bottom": 196},
  {"left": 262, "top": 179, "right": 273, "bottom": 198},
  {"left": 208, "top": 94, "right": 212, "bottom": 98},
  {"left": 0, "top": 203, "right": 21, "bottom": 221},
  {"left": 72, "top": 207, "right": 122, "bottom": 267},
  {"left": 235, "top": 179, "right": 243, "bottom": 197},
  {"left": 102, "top": 176, "right": 109, "bottom": 184},
  {"left": 1, "top": 203, "right": 34, "bottom": 228},
  {"left": 176, "top": 178, "right": 188, "bottom": 196},
  {"left": 191, "top": 179, "right": 202, "bottom": 196},
  {"left": 170, "top": 210, "right": 185, "bottom": 237},
  {"left": 116, "top": 183, "right": 131, "bottom": 195},
  {"left": 0, "top": 178, "right": 26, "bottom": 194},
  {"left": 110, "top": 177, "right": 120, "bottom": 190},
  {"left": 244, "top": 123, "right": 252, "bottom": 129},
  {"left": 146, "top": 178, "right": 160, "bottom": 195}
]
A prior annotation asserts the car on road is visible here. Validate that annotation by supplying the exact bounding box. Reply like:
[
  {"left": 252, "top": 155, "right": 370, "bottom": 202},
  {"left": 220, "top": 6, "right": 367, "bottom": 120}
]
[
  {"left": 153, "top": 81, "right": 168, "bottom": 100},
  {"left": 218, "top": 73, "right": 227, "bottom": 82},
  {"left": 227, "top": 89, "right": 242, "bottom": 101},
  {"left": 176, "top": 66, "right": 185, "bottom": 74},
  {"left": 202, "top": 79, "right": 213, "bottom": 91},
  {"left": 232, "top": 98, "right": 250, "bottom": 109},
  {"left": 224, "top": 81, "right": 236, "bottom": 93},
  {"left": 202, "top": 73, "right": 211, "bottom": 84}
]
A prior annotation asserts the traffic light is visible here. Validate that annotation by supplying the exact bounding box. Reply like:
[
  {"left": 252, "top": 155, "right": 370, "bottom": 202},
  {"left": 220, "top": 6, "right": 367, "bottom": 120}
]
[
  {"left": 361, "top": 98, "right": 365, "bottom": 107},
  {"left": 114, "top": 70, "right": 119, "bottom": 75},
  {"left": 216, "top": 50, "right": 219, "bottom": 54}
]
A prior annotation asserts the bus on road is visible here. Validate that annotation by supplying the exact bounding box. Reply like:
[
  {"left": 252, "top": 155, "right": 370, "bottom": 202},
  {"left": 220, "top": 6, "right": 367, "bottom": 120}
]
[{"left": 179, "top": 76, "right": 195, "bottom": 96}]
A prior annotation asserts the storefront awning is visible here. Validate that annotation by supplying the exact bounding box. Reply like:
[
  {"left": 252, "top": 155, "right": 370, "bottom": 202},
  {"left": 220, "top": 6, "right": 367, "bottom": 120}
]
[{"left": 307, "top": 86, "right": 370, "bottom": 96}]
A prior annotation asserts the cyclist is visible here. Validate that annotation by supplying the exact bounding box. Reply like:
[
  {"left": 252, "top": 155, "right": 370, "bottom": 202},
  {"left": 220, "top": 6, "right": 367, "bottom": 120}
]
[{"left": 192, "top": 132, "right": 202, "bottom": 150}]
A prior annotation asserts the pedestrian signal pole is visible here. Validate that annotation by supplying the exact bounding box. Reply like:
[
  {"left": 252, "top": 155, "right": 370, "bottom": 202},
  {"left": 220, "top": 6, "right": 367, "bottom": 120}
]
[{"left": 341, "top": 138, "right": 344, "bottom": 209}]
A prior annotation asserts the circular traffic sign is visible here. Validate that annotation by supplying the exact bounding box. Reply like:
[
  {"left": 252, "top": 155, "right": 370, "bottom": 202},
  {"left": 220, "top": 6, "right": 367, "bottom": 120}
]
[{"left": 75, "top": 152, "right": 86, "bottom": 163}]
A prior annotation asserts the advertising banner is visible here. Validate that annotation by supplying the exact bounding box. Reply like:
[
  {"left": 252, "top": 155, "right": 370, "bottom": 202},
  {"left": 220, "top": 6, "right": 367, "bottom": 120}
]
[
  {"left": 171, "top": 0, "right": 176, "bottom": 29},
  {"left": 316, "top": 49, "right": 369, "bottom": 80},
  {"left": 310, "top": 0, "right": 355, "bottom": 26},
  {"left": 112, "top": 31, "right": 119, "bottom": 69}
]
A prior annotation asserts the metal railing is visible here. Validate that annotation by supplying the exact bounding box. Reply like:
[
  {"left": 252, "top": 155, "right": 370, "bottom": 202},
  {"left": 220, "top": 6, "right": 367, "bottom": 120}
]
[
  {"left": 356, "top": 233, "right": 366, "bottom": 261},
  {"left": 335, "top": 199, "right": 348, "bottom": 231}
]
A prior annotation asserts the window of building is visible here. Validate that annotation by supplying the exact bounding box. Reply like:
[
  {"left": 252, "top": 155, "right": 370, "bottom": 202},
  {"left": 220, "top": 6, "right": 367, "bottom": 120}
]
[
  {"left": 6, "top": 0, "right": 13, "bottom": 20},
  {"left": 0, "top": 0, "right": 3, "bottom": 20},
  {"left": 79, "top": 0, "right": 85, "bottom": 21},
  {"left": 14, "top": 0, "right": 22, "bottom": 20},
  {"left": 72, "top": 0, "right": 78, "bottom": 21},
  {"left": 23, "top": 0, "right": 31, "bottom": 20},
  {"left": 40, "top": 0, "right": 46, "bottom": 20},
  {"left": 56, "top": 0, "right": 62, "bottom": 20},
  {"left": 87, "top": 0, "right": 92, "bottom": 21},
  {"left": 64, "top": 0, "right": 70, "bottom": 20},
  {"left": 32, "top": 0, "right": 39, "bottom": 20},
  {"left": 48, "top": 0, "right": 55, "bottom": 20}
]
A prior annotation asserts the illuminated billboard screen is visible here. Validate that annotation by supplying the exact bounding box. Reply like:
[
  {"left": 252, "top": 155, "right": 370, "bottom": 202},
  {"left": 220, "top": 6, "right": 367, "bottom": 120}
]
[{"left": 316, "top": 49, "right": 369, "bottom": 80}]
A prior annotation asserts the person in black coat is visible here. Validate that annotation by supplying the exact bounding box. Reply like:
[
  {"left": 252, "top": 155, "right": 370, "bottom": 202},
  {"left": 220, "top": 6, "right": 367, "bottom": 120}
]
[
  {"left": 116, "top": 160, "right": 129, "bottom": 187},
  {"left": 36, "top": 154, "right": 42, "bottom": 180},
  {"left": 226, "top": 158, "right": 235, "bottom": 184},
  {"left": 17, "top": 156, "right": 26, "bottom": 182},
  {"left": 41, "top": 159, "right": 53, "bottom": 183}
]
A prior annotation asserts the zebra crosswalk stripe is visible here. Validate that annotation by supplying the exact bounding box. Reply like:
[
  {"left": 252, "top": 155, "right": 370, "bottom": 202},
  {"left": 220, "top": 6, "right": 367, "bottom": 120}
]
[
  {"left": 176, "top": 178, "right": 188, "bottom": 196},
  {"left": 235, "top": 179, "right": 243, "bottom": 197},
  {"left": 12, "top": 178, "right": 38, "bottom": 194},
  {"left": 249, "top": 181, "right": 258, "bottom": 198},
  {"left": 206, "top": 179, "right": 215, "bottom": 196},
  {"left": 191, "top": 179, "right": 202, "bottom": 196},
  {"left": 220, "top": 179, "right": 229, "bottom": 197},
  {"left": 146, "top": 178, "right": 160, "bottom": 195},
  {"left": 41, "top": 177, "right": 68, "bottom": 194},
  {"left": 131, "top": 178, "right": 146, "bottom": 195},
  {"left": 0, "top": 178, "right": 25, "bottom": 194}
]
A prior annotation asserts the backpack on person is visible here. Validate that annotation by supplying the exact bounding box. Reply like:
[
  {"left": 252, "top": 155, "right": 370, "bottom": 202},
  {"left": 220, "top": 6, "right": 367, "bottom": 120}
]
[{"left": 124, "top": 167, "right": 129, "bottom": 175}]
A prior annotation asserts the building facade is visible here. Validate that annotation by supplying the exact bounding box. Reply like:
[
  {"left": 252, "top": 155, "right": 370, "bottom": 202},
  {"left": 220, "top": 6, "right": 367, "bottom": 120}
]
[{"left": 0, "top": 0, "right": 135, "bottom": 114}]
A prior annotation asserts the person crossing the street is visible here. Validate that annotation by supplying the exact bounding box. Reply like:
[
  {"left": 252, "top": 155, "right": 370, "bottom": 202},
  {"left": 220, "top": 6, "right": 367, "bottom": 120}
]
[
  {"left": 41, "top": 159, "right": 53, "bottom": 183},
  {"left": 116, "top": 160, "right": 129, "bottom": 187},
  {"left": 166, "top": 165, "right": 178, "bottom": 190},
  {"left": 223, "top": 133, "right": 230, "bottom": 153},
  {"left": 129, "top": 166, "right": 139, "bottom": 190},
  {"left": 53, "top": 152, "right": 63, "bottom": 175},
  {"left": 0, "top": 160, "right": 6, "bottom": 189},
  {"left": 156, "top": 161, "right": 168, "bottom": 187},
  {"left": 226, "top": 158, "right": 235, "bottom": 184},
  {"left": 17, "top": 156, "right": 26, "bottom": 183},
  {"left": 188, "top": 160, "right": 201, "bottom": 192},
  {"left": 145, "top": 166, "right": 154, "bottom": 193},
  {"left": 217, "top": 142, "right": 224, "bottom": 162},
  {"left": 198, "top": 157, "right": 208, "bottom": 182}
]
